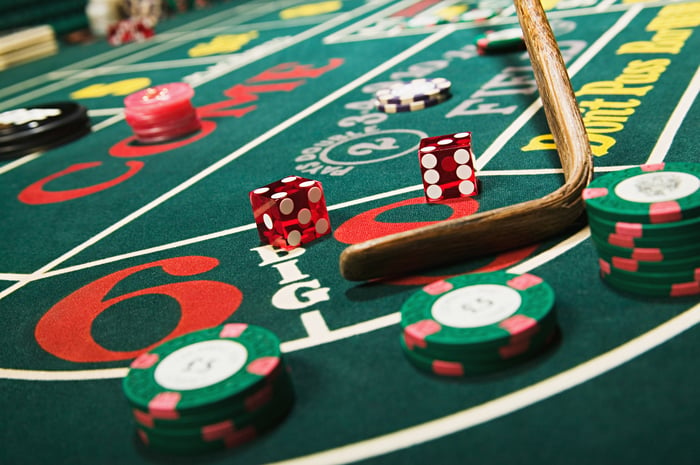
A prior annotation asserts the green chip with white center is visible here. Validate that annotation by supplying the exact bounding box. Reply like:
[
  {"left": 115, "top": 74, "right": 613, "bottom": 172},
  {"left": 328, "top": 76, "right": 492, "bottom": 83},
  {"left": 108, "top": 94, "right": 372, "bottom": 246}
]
[
  {"left": 132, "top": 367, "right": 295, "bottom": 431},
  {"left": 399, "top": 329, "right": 558, "bottom": 377},
  {"left": 404, "top": 307, "right": 559, "bottom": 363},
  {"left": 400, "top": 271, "right": 555, "bottom": 353},
  {"left": 583, "top": 163, "right": 700, "bottom": 224},
  {"left": 123, "top": 324, "right": 282, "bottom": 418}
]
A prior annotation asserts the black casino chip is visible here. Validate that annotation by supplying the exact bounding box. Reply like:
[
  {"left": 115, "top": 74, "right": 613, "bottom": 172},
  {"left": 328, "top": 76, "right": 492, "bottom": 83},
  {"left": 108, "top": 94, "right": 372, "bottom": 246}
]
[{"left": 0, "top": 102, "right": 91, "bottom": 160}]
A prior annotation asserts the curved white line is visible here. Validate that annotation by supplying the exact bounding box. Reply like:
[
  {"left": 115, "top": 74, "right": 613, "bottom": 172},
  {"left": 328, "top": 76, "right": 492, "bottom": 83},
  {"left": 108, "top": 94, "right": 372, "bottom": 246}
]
[{"left": 267, "top": 301, "right": 700, "bottom": 465}]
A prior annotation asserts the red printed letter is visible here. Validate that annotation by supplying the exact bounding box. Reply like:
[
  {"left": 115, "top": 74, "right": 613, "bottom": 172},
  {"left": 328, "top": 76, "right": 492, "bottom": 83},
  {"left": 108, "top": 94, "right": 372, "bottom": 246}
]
[{"left": 18, "top": 161, "right": 144, "bottom": 204}]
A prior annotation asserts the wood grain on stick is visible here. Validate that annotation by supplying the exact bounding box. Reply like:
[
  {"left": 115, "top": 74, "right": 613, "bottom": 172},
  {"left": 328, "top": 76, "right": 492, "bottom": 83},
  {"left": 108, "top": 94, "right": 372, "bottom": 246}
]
[{"left": 339, "top": 0, "right": 594, "bottom": 281}]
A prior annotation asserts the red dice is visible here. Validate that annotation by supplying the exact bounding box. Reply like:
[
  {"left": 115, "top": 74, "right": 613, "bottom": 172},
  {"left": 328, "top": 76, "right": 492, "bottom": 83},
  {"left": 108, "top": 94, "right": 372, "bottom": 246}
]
[
  {"left": 249, "top": 176, "right": 331, "bottom": 249},
  {"left": 418, "top": 132, "right": 478, "bottom": 202}
]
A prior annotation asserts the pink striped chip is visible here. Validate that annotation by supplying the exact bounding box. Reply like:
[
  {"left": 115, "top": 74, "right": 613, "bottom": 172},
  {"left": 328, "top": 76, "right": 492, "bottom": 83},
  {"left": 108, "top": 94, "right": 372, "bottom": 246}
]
[
  {"left": 611, "top": 256, "right": 638, "bottom": 272},
  {"left": 641, "top": 163, "right": 665, "bottom": 172},
  {"left": 608, "top": 233, "right": 635, "bottom": 248},
  {"left": 132, "top": 409, "right": 154, "bottom": 428},
  {"left": 615, "top": 222, "right": 643, "bottom": 237},
  {"left": 499, "top": 339, "right": 531, "bottom": 359},
  {"left": 404, "top": 319, "right": 441, "bottom": 349},
  {"left": 649, "top": 201, "right": 682, "bottom": 223},
  {"left": 220, "top": 323, "right": 248, "bottom": 338},
  {"left": 202, "top": 420, "right": 235, "bottom": 441},
  {"left": 223, "top": 426, "right": 257, "bottom": 448},
  {"left": 631, "top": 248, "right": 663, "bottom": 262},
  {"left": 130, "top": 352, "right": 159, "bottom": 369},
  {"left": 499, "top": 314, "right": 538, "bottom": 338},
  {"left": 432, "top": 360, "right": 464, "bottom": 377},
  {"left": 671, "top": 282, "right": 700, "bottom": 297},
  {"left": 582, "top": 187, "right": 608, "bottom": 200},
  {"left": 245, "top": 383, "right": 274, "bottom": 412},
  {"left": 137, "top": 429, "right": 149, "bottom": 445},
  {"left": 247, "top": 356, "right": 280, "bottom": 377},
  {"left": 598, "top": 258, "right": 611, "bottom": 275},
  {"left": 148, "top": 392, "right": 181, "bottom": 419},
  {"left": 423, "top": 279, "right": 453, "bottom": 295},
  {"left": 507, "top": 273, "right": 542, "bottom": 290}
]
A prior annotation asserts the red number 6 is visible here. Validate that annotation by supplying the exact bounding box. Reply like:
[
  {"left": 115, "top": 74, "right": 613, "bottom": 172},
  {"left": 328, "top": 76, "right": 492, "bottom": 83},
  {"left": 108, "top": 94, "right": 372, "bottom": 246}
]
[{"left": 35, "top": 256, "right": 243, "bottom": 363}]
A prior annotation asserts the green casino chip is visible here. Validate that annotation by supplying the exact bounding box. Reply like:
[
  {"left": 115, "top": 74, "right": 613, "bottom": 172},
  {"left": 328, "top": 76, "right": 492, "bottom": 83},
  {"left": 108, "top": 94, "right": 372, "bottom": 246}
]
[
  {"left": 591, "top": 235, "right": 700, "bottom": 262},
  {"left": 123, "top": 324, "right": 283, "bottom": 418},
  {"left": 597, "top": 253, "right": 699, "bottom": 274},
  {"left": 399, "top": 332, "right": 557, "bottom": 377},
  {"left": 586, "top": 213, "right": 700, "bottom": 240},
  {"left": 136, "top": 389, "right": 294, "bottom": 455},
  {"left": 588, "top": 223, "right": 697, "bottom": 249},
  {"left": 400, "top": 271, "right": 556, "bottom": 354},
  {"left": 132, "top": 367, "right": 295, "bottom": 430},
  {"left": 404, "top": 308, "right": 559, "bottom": 363},
  {"left": 583, "top": 163, "right": 700, "bottom": 224},
  {"left": 136, "top": 376, "right": 295, "bottom": 440},
  {"left": 600, "top": 271, "right": 699, "bottom": 297},
  {"left": 599, "top": 262, "right": 699, "bottom": 286}
]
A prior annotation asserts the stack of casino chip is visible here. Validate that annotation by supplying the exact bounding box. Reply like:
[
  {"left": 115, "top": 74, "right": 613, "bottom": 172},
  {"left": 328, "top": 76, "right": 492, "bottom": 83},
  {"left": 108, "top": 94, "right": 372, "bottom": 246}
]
[
  {"left": 475, "top": 27, "right": 526, "bottom": 55},
  {"left": 0, "top": 26, "right": 58, "bottom": 71},
  {"left": 0, "top": 102, "right": 91, "bottom": 160},
  {"left": 374, "top": 78, "right": 451, "bottom": 114},
  {"left": 122, "top": 324, "right": 295, "bottom": 455},
  {"left": 399, "top": 271, "right": 559, "bottom": 377},
  {"left": 123, "top": 82, "right": 201, "bottom": 143},
  {"left": 583, "top": 162, "right": 700, "bottom": 297}
]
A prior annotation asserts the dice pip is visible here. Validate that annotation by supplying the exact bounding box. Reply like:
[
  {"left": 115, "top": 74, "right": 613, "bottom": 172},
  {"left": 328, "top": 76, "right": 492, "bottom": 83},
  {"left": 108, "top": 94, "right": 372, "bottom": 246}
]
[
  {"left": 418, "top": 132, "right": 478, "bottom": 202},
  {"left": 249, "top": 176, "right": 331, "bottom": 249}
]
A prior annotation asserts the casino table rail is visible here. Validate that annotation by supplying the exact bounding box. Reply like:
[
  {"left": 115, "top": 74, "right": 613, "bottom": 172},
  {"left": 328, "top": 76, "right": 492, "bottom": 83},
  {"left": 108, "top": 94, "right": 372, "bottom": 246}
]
[{"left": 339, "top": 0, "right": 595, "bottom": 281}]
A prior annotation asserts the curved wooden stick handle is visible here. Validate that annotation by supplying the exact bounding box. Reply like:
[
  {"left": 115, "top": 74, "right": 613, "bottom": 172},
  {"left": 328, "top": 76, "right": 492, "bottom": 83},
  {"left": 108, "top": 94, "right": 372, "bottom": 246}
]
[{"left": 338, "top": 0, "right": 593, "bottom": 281}]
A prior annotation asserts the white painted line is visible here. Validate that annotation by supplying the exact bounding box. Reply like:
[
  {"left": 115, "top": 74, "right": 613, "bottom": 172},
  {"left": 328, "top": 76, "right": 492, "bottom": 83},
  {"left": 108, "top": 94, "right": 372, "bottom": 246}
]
[
  {"left": 646, "top": 66, "right": 700, "bottom": 165},
  {"left": 0, "top": 153, "right": 41, "bottom": 175},
  {"left": 0, "top": 165, "right": 635, "bottom": 280},
  {"left": 300, "top": 310, "right": 331, "bottom": 337},
  {"left": 266, "top": 301, "right": 700, "bottom": 465},
  {"left": 0, "top": 27, "right": 456, "bottom": 301},
  {"left": 476, "top": 5, "right": 641, "bottom": 170}
]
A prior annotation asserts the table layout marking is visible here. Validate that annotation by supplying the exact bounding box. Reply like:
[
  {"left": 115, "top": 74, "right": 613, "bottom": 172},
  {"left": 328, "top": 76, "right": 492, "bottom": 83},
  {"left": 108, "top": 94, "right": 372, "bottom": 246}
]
[
  {"left": 266, "top": 301, "right": 700, "bottom": 465},
  {"left": 646, "top": 66, "right": 700, "bottom": 165}
]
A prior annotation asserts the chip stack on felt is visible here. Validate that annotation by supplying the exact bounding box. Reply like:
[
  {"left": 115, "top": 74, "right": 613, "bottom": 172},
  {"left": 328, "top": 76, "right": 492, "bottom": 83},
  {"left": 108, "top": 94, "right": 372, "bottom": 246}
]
[
  {"left": 0, "top": 26, "right": 58, "bottom": 71},
  {"left": 122, "top": 324, "right": 295, "bottom": 455},
  {"left": 0, "top": 102, "right": 91, "bottom": 160},
  {"left": 582, "top": 162, "right": 700, "bottom": 297},
  {"left": 400, "top": 271, "right": 559, "bottom": 377},
  {"left": 124, "top": 83, "right": 201, "bottom": 143},
  {"left": 373, "top": 77, "right": 451, "bottom": 113}
]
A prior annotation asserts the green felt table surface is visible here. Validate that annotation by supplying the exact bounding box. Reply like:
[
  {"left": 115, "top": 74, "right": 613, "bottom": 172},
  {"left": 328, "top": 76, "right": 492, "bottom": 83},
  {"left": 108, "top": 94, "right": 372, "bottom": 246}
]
[{"left": 0, "top": 0, "right": 698, "bottom": 464}]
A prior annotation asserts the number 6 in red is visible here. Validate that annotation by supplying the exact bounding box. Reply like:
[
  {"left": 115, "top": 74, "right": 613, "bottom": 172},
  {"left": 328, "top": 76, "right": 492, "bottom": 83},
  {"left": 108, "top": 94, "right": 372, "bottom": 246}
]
[{"left": 35, "top": 256, "right": 243, "bottom": 363}]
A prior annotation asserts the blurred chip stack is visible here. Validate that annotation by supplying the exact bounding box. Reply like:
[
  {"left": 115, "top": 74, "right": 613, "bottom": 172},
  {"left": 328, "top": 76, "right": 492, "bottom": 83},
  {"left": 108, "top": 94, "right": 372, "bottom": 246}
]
[
  {"left": 0, "top": 25, "right": 58, "bottom": 71},
  {"left": 85, "top": 0, "right": 123, "bottom": 37}
]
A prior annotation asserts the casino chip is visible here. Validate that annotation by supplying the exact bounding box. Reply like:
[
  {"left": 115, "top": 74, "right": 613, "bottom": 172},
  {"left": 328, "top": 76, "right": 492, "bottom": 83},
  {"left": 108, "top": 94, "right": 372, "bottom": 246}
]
[
  {"left": 123, "top": 82, "right": 201, "bottom": 143},
  {"left": 123, "top": 323, "right": 295, "bottom": 455},
  {"left": 375, "top": 78, "right": 452, "bottom": 105},
  {"left": 374, "top": 94, "right": 450, "bottom": 114},
  {"left": 0, "top": 102, "right": 91, "bottom": 160},
  {"left": 399, "top": 271, "right": 559, "bottom": 377},
  {"left": 583, "top": 162, "right": 700, "bottom": 297},
  {"left": 475, "top": 27, "right": 526, "bottom": 55}
]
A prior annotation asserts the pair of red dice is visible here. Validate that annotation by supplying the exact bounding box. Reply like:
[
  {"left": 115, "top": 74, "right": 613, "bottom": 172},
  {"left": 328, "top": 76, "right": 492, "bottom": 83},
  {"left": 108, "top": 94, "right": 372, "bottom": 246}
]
[{"left": 249, "top": 132, "right": 477, "bottom": 250}]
